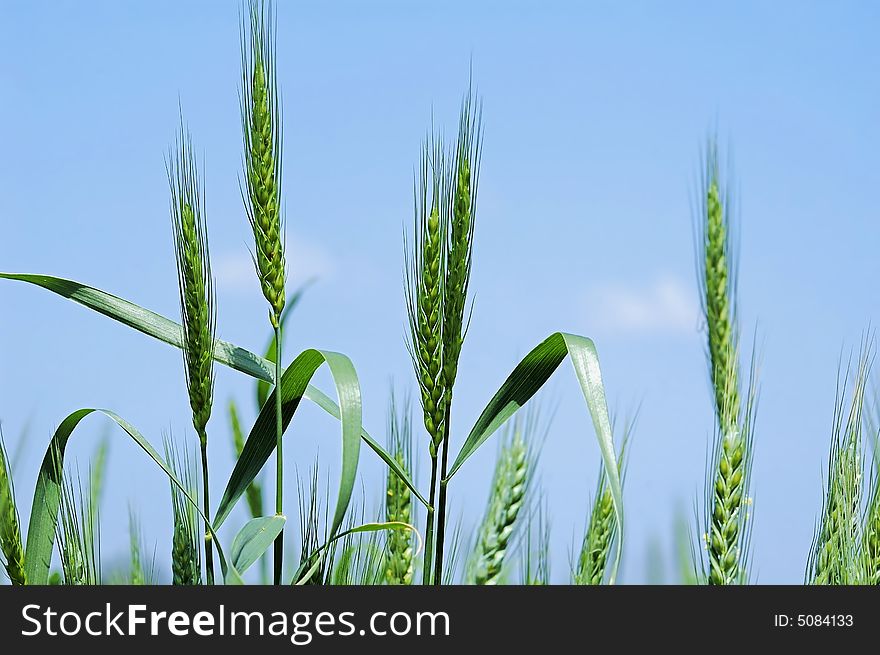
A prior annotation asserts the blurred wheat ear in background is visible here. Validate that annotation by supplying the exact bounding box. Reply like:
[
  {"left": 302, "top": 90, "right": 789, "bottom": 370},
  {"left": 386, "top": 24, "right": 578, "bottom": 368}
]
[
  {"left": 384, "top": 396, "right": 415, "bottom": 585},
  {"left": 0, "top": 435, "right": 26, "bottom": 585},
  {"left": 809, "top": 345, "right": 871, "bottom": 585},
  {"left": 468, "top": 422, "right": 532, "bottom": 585},
  {"left": 575, "top": 418, "right": 631, "bottom": 585}
]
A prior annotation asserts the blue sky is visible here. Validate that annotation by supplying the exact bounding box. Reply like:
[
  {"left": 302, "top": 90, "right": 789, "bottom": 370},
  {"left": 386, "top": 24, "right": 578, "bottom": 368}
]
[{"left": 1, "top": 1, "right": 878, "bottom": 583}]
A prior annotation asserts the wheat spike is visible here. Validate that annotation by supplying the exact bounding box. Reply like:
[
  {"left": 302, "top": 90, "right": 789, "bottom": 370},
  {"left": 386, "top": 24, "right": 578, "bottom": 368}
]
[{"left": 0, "top": 437, "right": 26, "bottom": 585}]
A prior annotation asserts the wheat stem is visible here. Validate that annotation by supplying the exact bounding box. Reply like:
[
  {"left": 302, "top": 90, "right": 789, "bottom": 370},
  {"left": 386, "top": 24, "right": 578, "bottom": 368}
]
[
  {"left": 422, "top": 458, "right": 437, "bottom": 585},
  {"left": 434, "top": 88, "right": 481, "bottom": 584},
  {"left": 241, "top": 0, "right": 286, "bottom": 584},
  {"left": 198, "top": 435, "right": 214, "bottom": 585},
  {"left": 273, "top": 324, "right": 284, "bottom": 584}
]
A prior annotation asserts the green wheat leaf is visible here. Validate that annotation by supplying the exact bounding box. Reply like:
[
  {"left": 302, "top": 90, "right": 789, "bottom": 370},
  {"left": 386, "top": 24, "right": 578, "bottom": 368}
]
[
  {"left": 446, "top": 331, "right": 623, "bottom": 583},
  {"left": 293, "top": 521, "right": 420, "bottom": 585},
  {"left": 230, "top": 515, "right": 286, "bottom": 574},
  {"left": 213, "top": 349, "right": 361, "bottom": 543},
  {"left": 23, "top": 408, "right": 242, "bottom": 585},
  {"left": 0, "top": 272, "right": 425, "bottom": 507}
]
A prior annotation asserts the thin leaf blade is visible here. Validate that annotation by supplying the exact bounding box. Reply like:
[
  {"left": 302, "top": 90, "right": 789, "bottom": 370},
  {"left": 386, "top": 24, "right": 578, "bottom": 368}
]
[
  {"left": 230, "top": 515, "right": 286, "bottom": 575},
  {"left": 446, "top": 332, "right": 624, "bottom": 583},
  {"left": 0, "top": 272, "right": 425, "bottom": 507}
]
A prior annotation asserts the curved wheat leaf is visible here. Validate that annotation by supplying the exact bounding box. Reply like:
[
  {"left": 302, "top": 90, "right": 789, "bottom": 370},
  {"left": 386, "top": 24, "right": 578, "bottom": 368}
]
[
  {"left": 0, "top": 272, "right": 424, "bottom": 507},
  {"left": 23, "top": 408, "right": 244, "bottom": 585},
  {"left": 446, "top": 331, "right": 623, "bottom": 583},
  {"left": 213, "top": 348, "right": 361, "bottom": 543}
]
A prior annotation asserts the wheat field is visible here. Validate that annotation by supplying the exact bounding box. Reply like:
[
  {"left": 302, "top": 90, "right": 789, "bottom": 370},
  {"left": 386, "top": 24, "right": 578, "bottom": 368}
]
[{"left": 1, "top": 1, "right": 878, "bottom": 586}]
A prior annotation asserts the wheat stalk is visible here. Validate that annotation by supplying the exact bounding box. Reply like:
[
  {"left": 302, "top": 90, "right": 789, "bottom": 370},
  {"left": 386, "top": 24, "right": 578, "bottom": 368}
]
[
  {"left": 468, "top": 424, "right": 529, "bottom": 585},
  {"left": 434, "top": 87, "right": 482, "bottom": 585},
  {"left": 405, "top": 135, "right": 447, "bottom": 583},
  {"left": 168, "top": 120, "right": 217, "bottom": 585},
  {"left": 241, "top": 0, "right": 286, "bottom": 583},
  {"left": 0, "top": 435, "right": 26, "bottom": 585},
  {"left": 384, "top": 397, "right": 414, "bottom": 585},
  {"left": 242, "top": 0, "right": 285, "bottom": 327}
]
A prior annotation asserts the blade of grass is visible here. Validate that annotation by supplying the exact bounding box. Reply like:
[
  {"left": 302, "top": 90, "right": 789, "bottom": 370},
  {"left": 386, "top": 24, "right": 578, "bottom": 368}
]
[
  {"left": 0, "top": 272, "right": 425, "bottom": 507},
  {"left": 213, "top": 349, "right": 361, "bottom": 547},
  {"left": 445, "top": 332, "right": 623, "bottom": 582},
  {"left": 23, "top": 408, "right": 243, "bottom": 585}
]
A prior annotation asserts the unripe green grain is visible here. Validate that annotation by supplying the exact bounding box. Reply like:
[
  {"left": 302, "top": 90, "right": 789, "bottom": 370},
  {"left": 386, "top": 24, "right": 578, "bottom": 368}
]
[
  {"left": 407, "top": 142, "right": 447, "bottom": 456},
  {"left": 469, "top": 429, "right": 529, "bottom": 585},
  {"left": 809, "top": 354, "right": 868, "bottom": 585},
  {"left": 385, "top": 450, "right": 414, "bottom": 585},
  {"left": 861, "top": 485, "right": 880, "bottom": 584},
  {"left": 697, "top": 143, "right": 753, "bottom": 585},
  {"left": 242, "top": 0, "right": 285, "bottom": 327},
  {"left": 169, "top": 121, "right": 216, "bottom": 585},
  {"left": 0, "top": 440, "right": 26, "bottom": 585},
  {"left": 166, "top": 440, "right": 201, "bottom": 586}
]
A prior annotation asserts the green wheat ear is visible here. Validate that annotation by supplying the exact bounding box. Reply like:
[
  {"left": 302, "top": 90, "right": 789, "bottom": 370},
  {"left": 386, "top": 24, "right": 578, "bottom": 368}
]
[
  {"left": 861, "top": 474, "right": 880, "bottom": 584},
  {"left": 696, "top": 141, "right": 756, "bottom": 586},
  {"left": 166, "top": 438, "right": 201, "bottom": 586},
  {"left": 169, "top": 124, "right": 216, "bottom": 441},
  {"left": 56, "top": 465, "right": 101, "bottom": 586},
  {"left": 242, "top": 0, "right": 285, "bottom": 327},
  {"left": 576, "top": 417, "right": 632, "bottom": 585},
  {"left": 406, "top": 136, "right": 447, "bottom": 457},
  {"left": 0, "top": 435, "right": 26, "bottom": 585},
  {"left": 168, "top": 119, "right": 217, "bottom": 585},
  {"left": 384, "top": 395, "right": 414, "bottom": 585},
  {"left": 468, "top": 420, "right": 532, "bottom": 585},
  {"left": 441, "top": 89, "right": 481, "bottom": 398},
  {"left": 405, "top": 133, "right": 447, "bottom": 583},
  {"left": 809, "top": 349, "right": 870, "bottom": 585}
]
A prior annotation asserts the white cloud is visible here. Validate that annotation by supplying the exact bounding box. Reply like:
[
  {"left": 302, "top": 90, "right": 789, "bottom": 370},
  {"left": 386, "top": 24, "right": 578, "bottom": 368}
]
[
  {"left": 587, "top": 275, "right": 699, "bottom": 336},
  {"left": 214, "top": 235, "right": 335, "bottom": 295}
]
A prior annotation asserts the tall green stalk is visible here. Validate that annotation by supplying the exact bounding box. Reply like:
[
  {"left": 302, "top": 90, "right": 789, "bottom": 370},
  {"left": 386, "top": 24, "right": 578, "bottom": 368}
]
[
  {"left": 241, "top": 0, "right": 286, "bottom": 583},
  {"left": 434, "top": 89, "right": 481, "bottom": 585},
  {"left": 169, "top": 123, "right": 216, "bottom": 585},
  {"left": 406, "top": 136, "right": 446, "bottom": 584}
]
